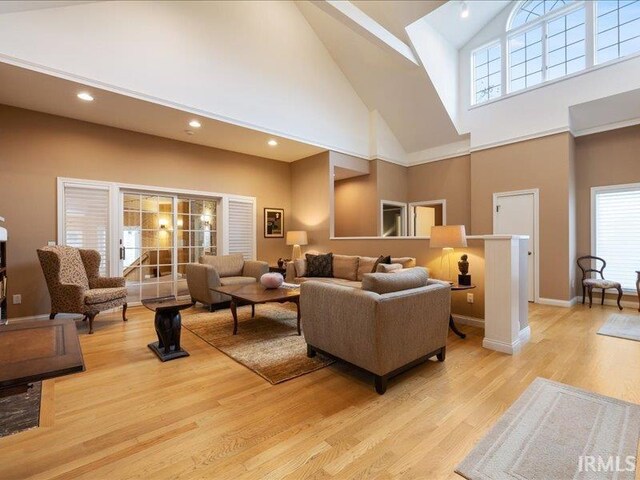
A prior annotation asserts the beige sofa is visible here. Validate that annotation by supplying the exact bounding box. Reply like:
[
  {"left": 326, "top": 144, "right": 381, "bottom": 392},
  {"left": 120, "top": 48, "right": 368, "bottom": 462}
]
[
  {"left": 301, "top": 268, "right": 450, "bottom": 394},
  {"left": 285, "top": 254, "right": 417, "bottom": 287},
  {"left": 186, "top": 254, "right": 268, "bottom": 311}
]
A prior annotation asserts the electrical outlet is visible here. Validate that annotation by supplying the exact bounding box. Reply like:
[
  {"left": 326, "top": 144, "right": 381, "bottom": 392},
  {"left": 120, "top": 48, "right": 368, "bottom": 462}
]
[
  {"left": 467, "top": 293, "right": 474, "bottom": 304},
  {"left": 47, "top": 241, "right": 56, "bottom": 246},
  {"left": 12, "top": 294, "right": 22, "bottom": 305}
]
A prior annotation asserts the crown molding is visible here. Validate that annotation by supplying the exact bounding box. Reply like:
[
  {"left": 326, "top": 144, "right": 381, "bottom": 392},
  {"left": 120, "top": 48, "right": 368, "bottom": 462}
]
[{"left": 572, "top": 117, "right": 640, "bottom": 137}]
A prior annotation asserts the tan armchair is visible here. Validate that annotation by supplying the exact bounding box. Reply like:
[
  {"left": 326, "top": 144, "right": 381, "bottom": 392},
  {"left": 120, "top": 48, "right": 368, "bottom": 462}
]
[
  {"left": 37, "top": 246, "right": 127, "bottom": 334},
  {"left": 301, "top": 268, "right": 450, "bottom": 394},
  {"left": 186, "top": 254, "right": 268, "bottom": 311}
]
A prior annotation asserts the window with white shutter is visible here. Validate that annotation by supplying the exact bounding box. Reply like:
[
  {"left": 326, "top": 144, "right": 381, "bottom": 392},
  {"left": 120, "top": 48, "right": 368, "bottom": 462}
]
[
  {"left": 227, "top": 198, "right": 255, "bottom": 260},
  {"left": 593, "top": 184, "right": 640, "bottom": 291},
  {"left": 61, "top": 184, "right": 110, "bottom": 276}
]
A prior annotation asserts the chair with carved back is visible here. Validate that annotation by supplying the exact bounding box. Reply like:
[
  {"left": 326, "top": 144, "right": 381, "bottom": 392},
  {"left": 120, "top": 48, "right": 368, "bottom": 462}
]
[{"left": 576, "top": 255, "right": 623, "bottom": 310}]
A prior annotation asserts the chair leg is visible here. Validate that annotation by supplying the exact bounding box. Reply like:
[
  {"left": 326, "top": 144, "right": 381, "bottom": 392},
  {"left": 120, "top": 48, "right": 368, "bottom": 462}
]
[
  {"left": 122, "top": 303, "right": 128, "bottom": 322},
  {"left": 306, "top": 344, "right": 316, "bottom": 358},
  {"left": 581, "top": 285, "right": 585, "bottom": 305},
  {"left": 616, "top": 286, "right": 623, "bottom": 310},
  {"left": 437, "top": 347, "right": 446, "bottom": 362},
  {"left": 588, "top": 286, "right": 593, "bottom": 308},
  {"left": 601, "top": 289, "right": 605, "bottom": 305},
  {"left": 87, "top": 313, "right": 97, "bottom": 334},
  {"left": 49, "top": 312, "right": 56, "bottom": 320},
  {"left": 209, "top": 304, "right": 215, "bottom": 312},
  {"left": 82, "top": 315, "right": 87, "bottom": 322}
]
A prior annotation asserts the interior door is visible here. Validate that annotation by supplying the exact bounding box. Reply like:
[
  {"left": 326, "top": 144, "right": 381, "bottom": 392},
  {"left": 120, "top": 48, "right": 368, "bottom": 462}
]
[{"left": 494, "top": 192, "right": 535, "bottom": 302}]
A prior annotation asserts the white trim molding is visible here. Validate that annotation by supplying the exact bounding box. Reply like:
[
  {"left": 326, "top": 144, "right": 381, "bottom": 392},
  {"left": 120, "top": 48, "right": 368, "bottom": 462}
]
[
  {"left": 379, "top": 200, "right": 408, "bottom": 237},
  {"left": 407, "top": 199, "right": 447, "bottom": 236},
  {"left": 452, "top": 314, "right": 484, "bottom": 329},
  {"left": 406, "top": 139, "right": 471, "bottom": 166},
  {"left": 538, "top": 297, "right": 578, "bottom": 308}
]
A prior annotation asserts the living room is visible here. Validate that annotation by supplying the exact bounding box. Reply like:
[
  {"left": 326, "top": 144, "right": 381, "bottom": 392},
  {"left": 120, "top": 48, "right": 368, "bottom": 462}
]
[{"left": 0, "top": 1, "right": 639, "bottom": 479}]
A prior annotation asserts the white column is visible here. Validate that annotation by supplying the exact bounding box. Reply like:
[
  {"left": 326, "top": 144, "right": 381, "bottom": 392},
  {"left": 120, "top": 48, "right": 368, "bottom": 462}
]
[{"left": 482, "top": 235, "right": 530, "bottom": 354}]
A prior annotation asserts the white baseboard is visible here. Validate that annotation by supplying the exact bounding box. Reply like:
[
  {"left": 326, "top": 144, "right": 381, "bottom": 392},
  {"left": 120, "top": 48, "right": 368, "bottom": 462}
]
[
  {"left": 571, "top": 296, "right": 639, "bottom": 310},
  {"left": 452, "top": 314, "right": 484, "bottom": 328},
  {"left": 8, "top": 307, "right": 122, "bottom": 323},
  {"left": 483, "top": 326, "right": 530, "bottom": 355},
  {"left": 537, "top": 297, "right": 577, "bottom": 308}
]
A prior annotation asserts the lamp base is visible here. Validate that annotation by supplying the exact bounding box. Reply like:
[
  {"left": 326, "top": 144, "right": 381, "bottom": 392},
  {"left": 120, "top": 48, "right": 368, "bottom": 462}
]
[
  {"left": 458, "top": 274, "right": 471, "bottom": 286},
  {"left": 291, "top": 244, "right": 302, "bottom": 261}
]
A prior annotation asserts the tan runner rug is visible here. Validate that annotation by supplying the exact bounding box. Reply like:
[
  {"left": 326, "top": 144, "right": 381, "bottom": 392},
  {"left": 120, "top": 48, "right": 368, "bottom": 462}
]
[
  {"left": 456, "top": 377, "right": 640, "bottom": 480},
  {"left": 182, "top": 304, "right": 333, "bottom": 384}
]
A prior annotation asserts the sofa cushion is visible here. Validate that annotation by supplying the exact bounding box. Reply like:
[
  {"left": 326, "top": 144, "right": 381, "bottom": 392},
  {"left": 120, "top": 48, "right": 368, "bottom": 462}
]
[
  {"left": 332, "top": 254, "right": 359, "bottom": 281},
  {"left": 357, "top": 256, "right": 379, "bottom": 281},
  {"left": 220, "top": 276, "right": 256, "bottom": 286},
  {"left": 391, "top": 257, "right": 416, "bottom": 268},
  {"left": 361, "top": 267, "right": 428, "bottom": 294},
  {"left": 84, "top": 287, "right": 127, "bottom": 305},
  {"left": 306, "top": 253, "right": 333, "bottom": 277},
  {"left": 376, "top": 263, "right": 403, "bottom": 273},
  {"left": 293, "top": 258, "right": 306, "bottom": 277},
  {"left": 296, "top": 277, "right": 362, "bottom": 289},
  {"left": 200, "top": 254, "right": 244, "bottom": 277}
]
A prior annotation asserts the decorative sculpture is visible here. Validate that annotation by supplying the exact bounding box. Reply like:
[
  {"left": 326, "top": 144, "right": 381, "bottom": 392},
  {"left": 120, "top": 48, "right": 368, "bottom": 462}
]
[{"left": 458, "top": 254, "right": 471, "bottom": 286}]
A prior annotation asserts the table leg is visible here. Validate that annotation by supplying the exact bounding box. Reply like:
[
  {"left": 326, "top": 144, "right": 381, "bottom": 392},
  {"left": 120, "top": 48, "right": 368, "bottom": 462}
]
[
  {"left": 449, "top": 315, "right": 466, "bottom": 339},
  {"left": 231, "top": 300, "right": 238, "bottom": 335}
]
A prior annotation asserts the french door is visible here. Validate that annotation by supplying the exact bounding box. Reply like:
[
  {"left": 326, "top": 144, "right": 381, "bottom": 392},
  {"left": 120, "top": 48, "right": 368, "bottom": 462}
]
[{"left": 121, "top": 192, "right": 219, "bottom": 303}]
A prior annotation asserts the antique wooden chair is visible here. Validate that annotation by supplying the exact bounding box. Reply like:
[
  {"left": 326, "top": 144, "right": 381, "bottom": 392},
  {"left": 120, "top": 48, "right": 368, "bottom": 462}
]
[{"left": 576, "top": 256, "right": 623, "bottom": 310}]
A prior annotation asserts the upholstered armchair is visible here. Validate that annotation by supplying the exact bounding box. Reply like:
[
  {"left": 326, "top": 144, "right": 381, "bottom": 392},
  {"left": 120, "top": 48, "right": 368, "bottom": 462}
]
[
  {"left": 186, "top": 254, "right": 268, "bottom": 311},
  {"left": 37, "top": 246, "right": 128, "bottom": 334}
]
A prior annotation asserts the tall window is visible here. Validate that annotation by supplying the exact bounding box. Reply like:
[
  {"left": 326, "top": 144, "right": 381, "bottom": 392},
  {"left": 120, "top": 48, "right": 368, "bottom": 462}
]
[
  {"left": 593, "top": 185, "right": 640, "bottom": 290},
  {"left": 472, "top": 42, "right": 502, "bottom": 104},
  {"left": 471, "top": 1, "right": 640, "bottom": 104},
  {"left": 596, "top": 0, "right": 640, "bottom": 64}
]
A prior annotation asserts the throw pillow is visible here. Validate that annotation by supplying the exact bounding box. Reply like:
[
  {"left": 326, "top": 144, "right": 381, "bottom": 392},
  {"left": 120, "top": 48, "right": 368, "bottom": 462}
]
[
  {"left": 306, "top": 253, "right": 333, "bottom": 277},
  {"left": 376, "top": 263, "right": 403, "bottom": 273},
  {"left": 371, "top": 255, "right": 391, "bottom": 273}
]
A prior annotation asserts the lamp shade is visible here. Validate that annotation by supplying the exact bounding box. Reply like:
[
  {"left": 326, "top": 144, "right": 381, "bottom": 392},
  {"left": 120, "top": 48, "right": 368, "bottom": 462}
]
[
  {"left": 430, "top": 225, "right": 467, "bottom": 248},
  {"left": 286, "top": 230, "right": 308, "bottom": 246}
]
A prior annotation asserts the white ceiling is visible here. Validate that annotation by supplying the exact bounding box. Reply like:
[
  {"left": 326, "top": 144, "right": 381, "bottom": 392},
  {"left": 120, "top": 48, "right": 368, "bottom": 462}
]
[
  {"left": 0, "top": 62, "right": 324, "bottom": 162},
  {"left": 297, "top": 0, "right": 464, "bottom": 154},
  {"left": 0, "top": 0, "right": 94, "bottom": 14},
  {"left": 424, "top": 1, "right": 510, "bottom": 50}
]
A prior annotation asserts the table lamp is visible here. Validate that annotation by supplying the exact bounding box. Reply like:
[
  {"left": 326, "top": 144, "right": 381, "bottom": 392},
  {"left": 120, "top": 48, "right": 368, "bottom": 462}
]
[
  {"left": 286, "top": 231, "right": 308, "bottom": 260},
  {"left": 430, "top": 225, "right": 467, "bottom": 282}
]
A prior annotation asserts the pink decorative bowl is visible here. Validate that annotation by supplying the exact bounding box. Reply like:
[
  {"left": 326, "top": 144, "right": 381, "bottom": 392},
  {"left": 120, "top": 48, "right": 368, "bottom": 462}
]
[{"left": 260, "top": 272, "right": 284, "bottom": 289}]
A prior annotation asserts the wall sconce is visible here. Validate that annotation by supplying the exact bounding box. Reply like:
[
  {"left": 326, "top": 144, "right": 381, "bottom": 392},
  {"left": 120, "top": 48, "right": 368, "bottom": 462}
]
[
  {"left": 200, "top": 215, "right": 211, "bottom": 228},
  {"left": 159, "top": 219, "right": 168, "bottom": 230}
]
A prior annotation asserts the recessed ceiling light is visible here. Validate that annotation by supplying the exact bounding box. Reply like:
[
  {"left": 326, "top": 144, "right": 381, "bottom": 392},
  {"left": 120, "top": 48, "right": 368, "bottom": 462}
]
[
  {"left": 77, "top": 92, "right": 94, "bottom": 102},
  {"left": 460, "top": 1, "right": 469, "bottom": 18},
  {"left": 267, "top": 139, "right": 278, "bottom": 147},
  {"left": 189, "top": 119, "right": 201, "bottom": 128}
]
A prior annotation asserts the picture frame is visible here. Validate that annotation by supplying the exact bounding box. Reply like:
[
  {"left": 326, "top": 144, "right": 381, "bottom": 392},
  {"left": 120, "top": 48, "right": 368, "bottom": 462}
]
[{"left": 264, "top": 208, "right": 284, "bottom": 238}]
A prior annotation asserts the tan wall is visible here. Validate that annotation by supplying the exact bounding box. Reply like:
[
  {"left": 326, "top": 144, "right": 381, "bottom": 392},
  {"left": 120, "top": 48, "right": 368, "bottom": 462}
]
[
  {"left": 408, "top": 154, "right": 471, "bottom": 231},
  {"left": 333, "top": 174, "right": 377, "bottom": 237},
  {"left": 0, "top": 105, "right": 292, "bottom": 318},
  {"left": 575, "top": 124, "right": 640, "bottom": 301},
  {"left": 291, "top": 153, "right": 486, "bottom": 318},
  {"left": 470, "top": 133, "right": 574, "bottom": 301}
]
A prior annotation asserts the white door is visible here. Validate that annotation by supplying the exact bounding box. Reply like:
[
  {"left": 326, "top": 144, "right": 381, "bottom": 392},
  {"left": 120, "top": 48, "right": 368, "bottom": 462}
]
[{"left": 494, "top": 192, "right": 536, "bottom": 302}]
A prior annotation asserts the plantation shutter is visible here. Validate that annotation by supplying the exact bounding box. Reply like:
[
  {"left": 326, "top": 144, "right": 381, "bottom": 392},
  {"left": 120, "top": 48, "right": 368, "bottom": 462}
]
[
  {"left": 62, "top": 184, "right": 110, "bottom": 276},
  {"left": 594, "top": 187, "right": 640, "bottom": 290},
  {"left": 227, "top": 198, "right": 255, "bottom": 260}
]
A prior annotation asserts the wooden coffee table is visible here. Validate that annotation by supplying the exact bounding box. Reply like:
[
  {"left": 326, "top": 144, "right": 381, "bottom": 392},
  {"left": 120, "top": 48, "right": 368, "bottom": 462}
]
[
  {"left": 0, "top": 319, "right": 85, "bottom": 397},
  {"left": 211, "top": 283, "right": 301, "bottom": 335}
]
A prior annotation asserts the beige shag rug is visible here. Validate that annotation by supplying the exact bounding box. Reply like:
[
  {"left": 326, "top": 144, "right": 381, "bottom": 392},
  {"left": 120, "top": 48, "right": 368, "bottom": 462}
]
[
  {"left": 182, "top": 304, "right": 333, "bottom": 384},
  {"left": 456, "top": 378, "right": 640, "bottom": 480}
]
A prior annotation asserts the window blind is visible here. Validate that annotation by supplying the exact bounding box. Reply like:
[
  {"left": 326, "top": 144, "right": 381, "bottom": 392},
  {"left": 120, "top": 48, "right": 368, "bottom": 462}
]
[
  {"left": 63, "top": 185, "right": 110, "bottom": 276},
  {"left": 227, "top": 199, "right": 255, "bottom": 260},
  {"left": 594, "top": 187, "right": 640, "bottom": 290}
]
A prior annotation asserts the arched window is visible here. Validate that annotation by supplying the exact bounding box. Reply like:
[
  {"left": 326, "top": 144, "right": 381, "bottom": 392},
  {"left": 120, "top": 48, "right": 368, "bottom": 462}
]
[
  {"left": 508, "top": 0, "right": 585, "bottom": 92},
  {"left": 471, "top": 1, "right": 640, "bottom": 105}
]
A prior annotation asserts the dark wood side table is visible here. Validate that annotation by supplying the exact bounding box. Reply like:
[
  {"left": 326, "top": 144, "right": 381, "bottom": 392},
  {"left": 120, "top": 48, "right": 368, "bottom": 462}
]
[
  {"left": 636, "top": 271, "right": 640, "bottom": 312},
  {"left": 269, "top": 265, "right": 287, "bottom": 277},
  {"left": 448, "top": 284, "right": 476, "bottom": 339},
  {"left": 0, "top": 319, "right": 85, "bottom": 398},
  {"left": 143, "top": 296, "right": 194, "bottom": 362}
]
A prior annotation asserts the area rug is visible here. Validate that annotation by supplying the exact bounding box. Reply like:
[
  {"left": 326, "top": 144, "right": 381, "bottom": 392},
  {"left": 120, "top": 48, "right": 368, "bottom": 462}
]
[
  {"left": 0, "top": 382, "right": 42, "bottom": 437},
  {"left": 182, "top": 304, "right": 333, "bottom": 384},
  {"left": 456, "top": 378, "right": 640, "bottom": 480},
  {"left": 597, "top": 314, "right": 640, "bottom": 342}
]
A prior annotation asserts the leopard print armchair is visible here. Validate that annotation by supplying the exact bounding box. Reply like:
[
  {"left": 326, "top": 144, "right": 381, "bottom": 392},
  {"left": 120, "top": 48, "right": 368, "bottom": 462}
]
[{"left": 37, "top": 246, "right": 128, "bottom": 334}]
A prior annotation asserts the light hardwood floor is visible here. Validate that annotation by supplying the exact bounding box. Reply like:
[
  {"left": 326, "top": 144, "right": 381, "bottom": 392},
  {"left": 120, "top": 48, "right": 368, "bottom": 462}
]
[{"left": 1, "top": 303, "right": 639, "bottom": 479}]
